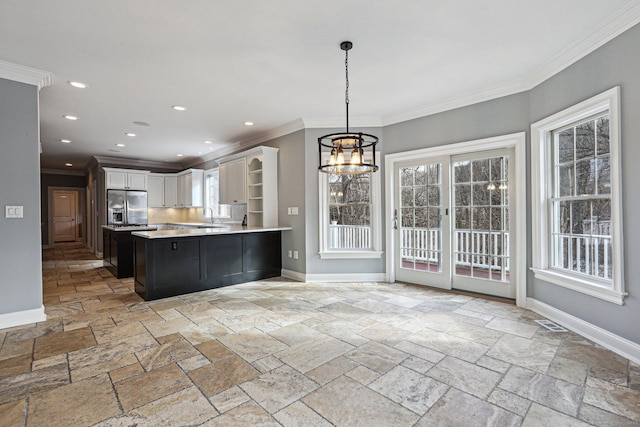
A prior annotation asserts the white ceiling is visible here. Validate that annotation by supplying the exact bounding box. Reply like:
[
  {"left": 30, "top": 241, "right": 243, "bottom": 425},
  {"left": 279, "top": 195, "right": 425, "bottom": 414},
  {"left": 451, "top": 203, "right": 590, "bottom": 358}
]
[{"left": 1, "top": 1, "right": 639, "bottom": 171}]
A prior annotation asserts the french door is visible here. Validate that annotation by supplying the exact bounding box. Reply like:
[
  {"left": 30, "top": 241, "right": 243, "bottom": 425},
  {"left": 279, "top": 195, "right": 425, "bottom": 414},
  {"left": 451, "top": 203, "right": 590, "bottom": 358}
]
[{"left": 394, "top": 148, "right": 515, "bottom": 299}]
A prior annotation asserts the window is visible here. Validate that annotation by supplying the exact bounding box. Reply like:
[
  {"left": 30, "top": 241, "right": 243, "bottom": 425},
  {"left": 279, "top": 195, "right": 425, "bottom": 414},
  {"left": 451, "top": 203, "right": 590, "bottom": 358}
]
[
  {"left": 319, "top": 155, "right": 382, "bottom": 258},
  {"left": 531, "top": 87, "right": 625, "bottom": 304},
  {"left": 204, "top": 168, "right": 230, "bottom": 218}
]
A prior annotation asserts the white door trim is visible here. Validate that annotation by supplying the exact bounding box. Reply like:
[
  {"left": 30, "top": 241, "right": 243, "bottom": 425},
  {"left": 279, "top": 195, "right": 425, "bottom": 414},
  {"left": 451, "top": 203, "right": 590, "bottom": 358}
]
[{"left": 385, "top": 132, "right": 527, "bottom": 307}]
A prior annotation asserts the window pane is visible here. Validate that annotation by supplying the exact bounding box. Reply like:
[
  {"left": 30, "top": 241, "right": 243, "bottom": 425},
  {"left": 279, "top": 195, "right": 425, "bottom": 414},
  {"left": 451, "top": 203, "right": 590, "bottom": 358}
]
[
  {"left": 473, "top": 183, "right": 490, "bottom": 206},
  {"left": 327, "top": 173, "right": 372, "bottom": 250},
  {"left": 490, "top": 187, "right": 503, "bottom": 206},
  {"left": 558, "top": 164, "right": 574, "bottom": 197},
  {"left": 575, "top": 121, "right": 595, "bottom": 160},
  {"left": 454, "top": 161, "right": 470, "bottom": 183},
  {"left": 592, "top": 199, "right": 611, "bottom": 236},
  {"left": 472, "top": 159, "right": 490, "bottom": 182},
  {"left": 427, "top": 208, "right": 440, "bottom": 229},
  {"left": 402, "top": 208, "right": 414, "bottom": 228},
  {"left": 575, "top": 160, "right": 595, "bottom": 195},
  {"left": 415, "top": 165, "right": 428, "bottom": 186},
  {"left": 558, "top": 201, "right": 571, "bottom": 234},
  {"left": 472, "top": 207, "right": 490, "bottom": 230},
  {"left": 401, "top": 188, "right": 413, "bottom": 207},
  {"left": 490, "top": 157, "right": 503, "bottom": 181},
  {"left": 455, "top": 184, "right": 470, "bottom": 207},
  {"left": 558, "top": 129, "right": 574, "bottom": 163},
  {"left": 415, "top": 208, "right": 428, "bottom": 228},
  {"left": 597, "top": 116, "right": 610, "bottom": 155},
  {"left": 427, "top": 186, "right": 440, "bottom": 206},
  {"left": 427, "top": 164, "right": 440, "bottom": 185},
  {"left": 401, "top": 167, "right": 414, "bottom": 187},
  {"left": 596, "top": 156, "right": 611, "bottom": 195},
  {"left": 571, "top": 200, "right": 591, "bottom": 235},
  {"left": 455, "top": 207, "right": 470, "bottom": 229},
  {"left": 414, "top": 186, "right": 428, "bottom": 207},
  {"left": 490, "top": 207, "right": 503, "bottom": 231}
]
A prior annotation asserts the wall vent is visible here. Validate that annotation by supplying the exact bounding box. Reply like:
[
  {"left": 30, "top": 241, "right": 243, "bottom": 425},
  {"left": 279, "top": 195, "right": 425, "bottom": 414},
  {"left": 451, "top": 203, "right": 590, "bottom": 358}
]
[{"left": 535, "top": 319, "right": 568, "bottom": 332}]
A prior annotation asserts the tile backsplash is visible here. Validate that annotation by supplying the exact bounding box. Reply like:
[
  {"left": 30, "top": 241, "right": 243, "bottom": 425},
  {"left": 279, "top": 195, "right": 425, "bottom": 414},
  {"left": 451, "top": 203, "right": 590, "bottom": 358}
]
[{"left": 148, "top": 204, "right": 247, "bottom": 224}]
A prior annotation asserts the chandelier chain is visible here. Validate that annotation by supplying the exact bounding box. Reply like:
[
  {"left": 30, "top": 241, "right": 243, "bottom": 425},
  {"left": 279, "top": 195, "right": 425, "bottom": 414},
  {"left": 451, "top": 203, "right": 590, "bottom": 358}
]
[{"left": 345, "top": 48, "right": 349, "bottom": 106}]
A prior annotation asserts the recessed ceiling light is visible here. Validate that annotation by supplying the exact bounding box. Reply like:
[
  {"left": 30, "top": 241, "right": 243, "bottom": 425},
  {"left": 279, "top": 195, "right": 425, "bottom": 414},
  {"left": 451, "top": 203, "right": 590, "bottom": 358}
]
[
  {"left": 203, "top": 140, "right": 212, "bottom": 144},
  {"left": 176, "top": 154, "right": 183, "bottom": 157},
  {"left": 172, "top": 105, "right": 186, "bottom": 111},
  {"left": 125, "top": 133, "right": 136, "bottom": 137},
  {"left": 68, "top": 81, "right": 88, "bottom": 89},
  {"left": 60, "top": 139, "right": 71, "bottom": 143},
  {"left": 244, "top": 121, "right": 254, "bottom": 126},
  {"left": 133, "top": 121, "right": 150, "bottom": 127},
  {"left": 63, "top": 115, "right": 78, "bottom": 120},
  {"left": 107, "top": 149, "right": 120, "bottom": 153},
  {"left": 65, "top": 163, "right": 73, "bottom": 167},
  {"left": 116, "top": 143, "right": 126, "bottom": 147}
]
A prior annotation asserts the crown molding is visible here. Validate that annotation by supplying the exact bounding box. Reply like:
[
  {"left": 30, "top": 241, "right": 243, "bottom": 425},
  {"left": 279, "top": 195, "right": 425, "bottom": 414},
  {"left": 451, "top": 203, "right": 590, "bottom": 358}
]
[
  {"left": 40, "top": 168, "right": 86, "bottom": 176},
  {"left": 381, "top": 1, "right": 640, "bottom": 127},
  {"left": 92, "top": 155, "right": 183, "bottom": 171},
  {"left": 0, "top": 59, "right": 52, "bottom": 90},
  {"left": 302, "top": 116, "right": 383, "bottom": 129},
  {"left": 518, "top": 0, "right": 640, "bottom": 93}
]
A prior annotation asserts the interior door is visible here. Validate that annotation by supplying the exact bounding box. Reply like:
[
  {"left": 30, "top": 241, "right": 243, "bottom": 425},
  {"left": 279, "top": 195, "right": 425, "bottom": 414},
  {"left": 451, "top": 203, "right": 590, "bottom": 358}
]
[
  {"left": 395, "top": 156, "right": 451, "bottom": 289},
  {"left": 53, "top": 191, "right": 77, "bottom": 242},
  {"left": 451, "top": 148, "right": 515, "bottom": 298}
]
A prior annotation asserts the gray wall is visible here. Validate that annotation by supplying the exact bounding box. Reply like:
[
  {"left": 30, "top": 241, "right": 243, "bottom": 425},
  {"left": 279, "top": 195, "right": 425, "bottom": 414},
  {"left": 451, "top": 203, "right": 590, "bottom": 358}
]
[
  {"left": 0, "top": 78, "right": 43, "bottom": 315},
  {"left": 304, "top": 127, "right": 386, "bottom": 275},
  {"left": 528, "top": 23, "right": 640, "bottom": 343}
]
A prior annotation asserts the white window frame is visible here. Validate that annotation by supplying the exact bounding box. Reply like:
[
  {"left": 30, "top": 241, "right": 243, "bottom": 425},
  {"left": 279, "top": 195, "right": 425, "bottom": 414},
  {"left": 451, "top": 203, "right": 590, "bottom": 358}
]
[
  {"left": 318, "top": 152, "right": 383, "bottom": 259},
  {"left": 204, "top": 168, "right": 230, "bottom": 219},
  {"left": 530, "top": 87, "right": 625, "bottom": 304}
]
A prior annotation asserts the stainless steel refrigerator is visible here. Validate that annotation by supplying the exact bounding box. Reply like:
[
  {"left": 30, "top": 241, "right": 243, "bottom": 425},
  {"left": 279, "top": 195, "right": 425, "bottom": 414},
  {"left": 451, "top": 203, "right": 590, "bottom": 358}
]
[{"left": 107, "top": 190, "right": 148, "bottom": 225}]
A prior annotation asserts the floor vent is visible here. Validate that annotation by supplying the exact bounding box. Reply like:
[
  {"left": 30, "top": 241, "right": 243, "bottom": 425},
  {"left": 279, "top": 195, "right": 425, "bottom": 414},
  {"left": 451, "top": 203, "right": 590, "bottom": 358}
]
[{"left": 535, "top": 319, "right": 568, "bottom": 332}]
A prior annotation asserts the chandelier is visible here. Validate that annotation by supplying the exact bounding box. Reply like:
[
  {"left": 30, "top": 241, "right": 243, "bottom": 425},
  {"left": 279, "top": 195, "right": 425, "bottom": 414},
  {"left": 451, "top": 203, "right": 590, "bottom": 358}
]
[{"left": 318, "top": 41, "right": 378, "bottom": 175}]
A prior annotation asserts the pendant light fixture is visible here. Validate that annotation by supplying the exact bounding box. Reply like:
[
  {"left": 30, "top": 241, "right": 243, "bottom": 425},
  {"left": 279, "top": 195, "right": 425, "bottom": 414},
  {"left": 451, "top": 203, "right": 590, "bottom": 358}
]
[{"left": 318, "top": 41, "right": 378, "bottom": 174}]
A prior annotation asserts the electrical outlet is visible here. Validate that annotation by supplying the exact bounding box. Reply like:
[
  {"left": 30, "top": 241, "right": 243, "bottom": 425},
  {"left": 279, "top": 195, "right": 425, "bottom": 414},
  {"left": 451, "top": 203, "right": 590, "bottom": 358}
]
[{"left": 293, "top": 250, "right": 299, "bottom": 259}]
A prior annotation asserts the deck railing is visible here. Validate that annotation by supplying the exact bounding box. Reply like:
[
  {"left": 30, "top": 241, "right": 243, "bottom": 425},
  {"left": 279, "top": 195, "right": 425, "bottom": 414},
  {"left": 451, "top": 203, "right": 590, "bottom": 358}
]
[{"left": 329, "top": 224, "right": 371, "bottom": 249}]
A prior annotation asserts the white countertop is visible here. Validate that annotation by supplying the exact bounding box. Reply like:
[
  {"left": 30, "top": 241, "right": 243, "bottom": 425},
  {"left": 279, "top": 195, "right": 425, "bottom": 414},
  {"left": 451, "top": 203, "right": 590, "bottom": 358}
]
[
  {"left": 102, "top": 225, "right": 158, "bottom": 232},
  {"left": 132, "top": 225, "right": 292, "bottom": 239}
]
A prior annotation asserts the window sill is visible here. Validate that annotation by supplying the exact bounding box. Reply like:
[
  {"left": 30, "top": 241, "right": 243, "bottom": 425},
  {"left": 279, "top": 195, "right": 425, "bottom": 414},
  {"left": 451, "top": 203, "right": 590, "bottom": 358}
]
[
  {"left": 530, "top": 267, "right": 626, "bottom": 305},
  {"left": 319, "top": 251, "right": 383, "bottom": 260}
]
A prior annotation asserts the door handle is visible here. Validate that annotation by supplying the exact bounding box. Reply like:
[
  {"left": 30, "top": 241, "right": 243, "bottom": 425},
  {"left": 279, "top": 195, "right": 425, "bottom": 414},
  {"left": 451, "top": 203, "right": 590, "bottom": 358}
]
[{"left": 393, "top": 209, "right": 398, "bottom": 230}]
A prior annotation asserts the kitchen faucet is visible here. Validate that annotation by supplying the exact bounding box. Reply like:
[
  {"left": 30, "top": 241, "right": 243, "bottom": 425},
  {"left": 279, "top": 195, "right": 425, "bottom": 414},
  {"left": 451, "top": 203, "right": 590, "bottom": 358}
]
[{"left": 205, "top": 207, "right": 214, "bottom": 223}]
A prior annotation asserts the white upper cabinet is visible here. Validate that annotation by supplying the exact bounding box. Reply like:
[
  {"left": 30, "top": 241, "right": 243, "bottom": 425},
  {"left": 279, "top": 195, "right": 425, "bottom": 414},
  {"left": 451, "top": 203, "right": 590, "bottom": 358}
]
[
  {"left": 104, "top": 168, "right": 149, "bottom": 190},
  {"left": 217, "top": 146, "right": 278, "bottom": 227},
  {"left": 219, "top": 158, "right": 246, "bottom": 204},
  {"left": 164, "top": 175, "right": 178, "bottom": 207},
  {"left": 147, "top": 174, "right": 165, "bottom": 207},
  {"left": 177, "top": 169, "right": 204, "bottom": 207}
]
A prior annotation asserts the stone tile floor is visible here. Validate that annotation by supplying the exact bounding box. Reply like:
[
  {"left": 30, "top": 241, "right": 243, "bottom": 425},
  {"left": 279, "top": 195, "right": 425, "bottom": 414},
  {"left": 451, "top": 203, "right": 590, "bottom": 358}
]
[{"left": 0, "top": 242, "right": 639, "bottom": 426}]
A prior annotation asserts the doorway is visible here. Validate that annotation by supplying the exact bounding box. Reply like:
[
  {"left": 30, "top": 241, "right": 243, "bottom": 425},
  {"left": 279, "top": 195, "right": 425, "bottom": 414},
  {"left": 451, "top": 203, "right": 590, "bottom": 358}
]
[
  {"left": 53, "top": 191, "right": 79, "bottom": 242},
  {"left": 48, "top": 187, "right": 85, "bottom": 246},
  {"left": 386, "top": 133, "right": 526, "bottom": 306}
]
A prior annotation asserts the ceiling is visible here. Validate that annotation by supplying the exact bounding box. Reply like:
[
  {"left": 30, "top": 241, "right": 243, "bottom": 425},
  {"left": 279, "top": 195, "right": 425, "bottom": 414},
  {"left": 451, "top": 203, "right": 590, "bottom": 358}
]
[{"left": 1, "top": 1, "right": 639, "bottom": 171}]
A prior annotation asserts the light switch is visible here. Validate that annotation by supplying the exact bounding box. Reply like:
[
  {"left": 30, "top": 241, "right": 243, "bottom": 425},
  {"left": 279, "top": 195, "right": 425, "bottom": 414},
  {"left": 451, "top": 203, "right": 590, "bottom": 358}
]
[
  {"left": 287, "top": 207, "right": 292, "bottom": 215},
  {"left": 291, "top": 207, "right": 299, "bottom": 215},
  {"left": 288, "top": 250, "right": 292, "bottom": 258},
  {"left": 5, "top": 206, "right": 23, "bottom": 218},
  {"left": 293, "top": 250, "right": 299, "bottom": 259}
]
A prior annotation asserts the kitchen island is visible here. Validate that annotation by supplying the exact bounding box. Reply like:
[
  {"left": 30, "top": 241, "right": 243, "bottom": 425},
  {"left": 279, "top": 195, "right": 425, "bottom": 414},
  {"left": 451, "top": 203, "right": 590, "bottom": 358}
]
[
  {"left": 131, "top": 225, "right": 291, "bottom": 301},
  {"left": 103, "top": 225, "right": 157, "bottom": 279}
]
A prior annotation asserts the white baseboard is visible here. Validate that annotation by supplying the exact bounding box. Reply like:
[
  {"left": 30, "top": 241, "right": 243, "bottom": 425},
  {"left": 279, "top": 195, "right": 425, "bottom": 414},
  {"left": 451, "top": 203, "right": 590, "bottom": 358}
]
[
  {"left": 0, "top": 306, "right": 46, "bottom": 329},
  {"left": 281, "top": 269, "right": 306, "bottom": 282},
  {"left": 281, "top": 269, "right": 386, "bottom": 283},
  {"left": 526, "top": 298, "right": 640, "bottom": 365}
]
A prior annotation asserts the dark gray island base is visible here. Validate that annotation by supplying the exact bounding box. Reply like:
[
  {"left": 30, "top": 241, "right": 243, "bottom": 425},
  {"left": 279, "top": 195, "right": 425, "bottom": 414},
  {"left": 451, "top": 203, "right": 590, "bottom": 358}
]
[{"left": 132, "top": 230, "right": 283, "bottom": 301}]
